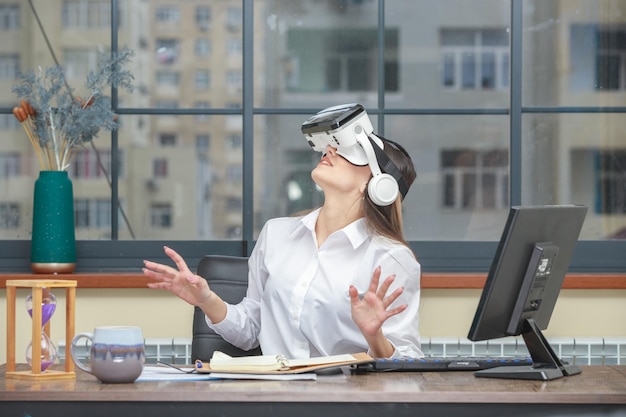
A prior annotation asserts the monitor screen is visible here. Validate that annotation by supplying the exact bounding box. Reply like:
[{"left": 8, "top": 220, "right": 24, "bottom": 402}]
[{"left": 467, "top": 204, "right": 587, "bottom": 380}]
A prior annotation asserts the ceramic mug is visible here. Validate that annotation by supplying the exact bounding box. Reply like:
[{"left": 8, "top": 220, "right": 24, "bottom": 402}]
[{"left": 70, "top": 326, "right": 145, "bottom": 383}]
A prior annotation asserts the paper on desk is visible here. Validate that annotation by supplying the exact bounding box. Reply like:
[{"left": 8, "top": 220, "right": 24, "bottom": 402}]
[
  {"left": 137, "top": 366, "right": 219, "bottom": 382},
  {"left": 136, "top": 366, "right": 317, "bottom": 382},
  {"left": 208, "top": 372, "right": 317, "bottom": 381}
]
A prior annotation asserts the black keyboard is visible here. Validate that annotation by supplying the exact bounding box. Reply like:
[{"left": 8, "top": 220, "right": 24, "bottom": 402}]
[{"left": 354, "top": 356, "right": 533, "bottom": 372}]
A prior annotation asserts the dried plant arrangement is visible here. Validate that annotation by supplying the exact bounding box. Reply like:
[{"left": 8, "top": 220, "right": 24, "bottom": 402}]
[{"left": 12, "top": 46, "right": 135, "bottom": 171}]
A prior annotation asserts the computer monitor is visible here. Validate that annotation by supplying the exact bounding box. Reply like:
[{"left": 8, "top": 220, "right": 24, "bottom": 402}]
[{"left": 467, "top": 204, "right": 588, "bottom": 380}]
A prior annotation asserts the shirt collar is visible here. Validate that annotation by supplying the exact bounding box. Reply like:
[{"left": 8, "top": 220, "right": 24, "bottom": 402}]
[{"left": 298, "top": 208, "right": 370, "bottom": 249}]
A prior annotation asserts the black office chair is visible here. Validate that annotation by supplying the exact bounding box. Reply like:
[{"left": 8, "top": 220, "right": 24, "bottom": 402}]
[{"left": 191, "top": 255, "right": 263, "bottom": 362}]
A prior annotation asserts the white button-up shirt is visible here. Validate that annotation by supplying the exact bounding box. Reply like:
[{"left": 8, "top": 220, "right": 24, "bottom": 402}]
[{"left": 207, "top": 208, "right": 422, "bottom": 359}]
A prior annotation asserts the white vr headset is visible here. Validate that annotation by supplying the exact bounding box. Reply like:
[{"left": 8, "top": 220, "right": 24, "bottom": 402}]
[{"left": 301, "top": 103, "right": 409, "bottom": 206}]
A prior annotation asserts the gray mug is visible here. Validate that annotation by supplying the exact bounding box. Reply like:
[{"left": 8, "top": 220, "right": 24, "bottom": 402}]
[{"left": 70, "top": 326, "right": 145, "bottom": 383}]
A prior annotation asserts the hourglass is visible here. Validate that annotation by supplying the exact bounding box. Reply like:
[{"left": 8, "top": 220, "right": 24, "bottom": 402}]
[
  {"left": 25, "top": 287, "right": 58, "bottom": 372},
  {"left": 5, "top": 279, "right": 76, "bottom": 380}
]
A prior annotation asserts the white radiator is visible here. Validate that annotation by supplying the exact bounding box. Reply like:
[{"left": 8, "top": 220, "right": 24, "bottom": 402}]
[{"left": 58, "top": 336, "right": 626, "bottom": 365}]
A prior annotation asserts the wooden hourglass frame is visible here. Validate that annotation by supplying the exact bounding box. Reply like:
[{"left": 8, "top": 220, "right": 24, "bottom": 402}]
[{"left": 5, "top": 279, "right": 77, "bottom": 380}]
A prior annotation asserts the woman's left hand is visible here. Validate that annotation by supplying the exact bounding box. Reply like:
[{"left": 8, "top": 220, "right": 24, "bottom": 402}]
[{"left": 349, "top": 266, "right": 407, "bottom": 357}]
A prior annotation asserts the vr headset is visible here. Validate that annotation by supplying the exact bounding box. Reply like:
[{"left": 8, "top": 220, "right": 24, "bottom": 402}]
[{"left": 301, "top": 103, "right": 408, "bottom": 206}]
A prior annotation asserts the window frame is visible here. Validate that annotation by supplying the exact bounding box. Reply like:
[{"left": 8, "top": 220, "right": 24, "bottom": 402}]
[{"left": 1, "top": 0, "right": 626, "bottom": 274}]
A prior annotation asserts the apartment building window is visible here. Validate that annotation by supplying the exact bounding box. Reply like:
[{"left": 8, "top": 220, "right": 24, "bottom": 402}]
[
  {"left": 156, "top": 71, "right": 180, "bottom": 86},
  {"left": 227, "top": 39, "right": 242, "bottom": 56},
  {"left": 159, "top": 133, "right": 177, "bottom": 146},
  {"left": 153, "top": 158, "right": 168, "bottom": 178},
  {"left": 196, "top": 134, "right": 210, "bottom": 153},
  {"left": 194, "top": 70, "right": 210, "bottom": 90},
  {"left": 195, "top": 39, "right": 212, "bottom": 58},
  {"left": 70, "top": 149, "right": 111, "bottom": 179},
  {"left": 0, "top": 114, "right": 19, "bottom": 130},
  {"left": 226, "top": 6, "right": 241, "bottom": 32},
  {"left": 155, "top": 6, "right": 179, "bottom": 23},
  {"left": 0, "top": 203, "right": 19, "bottom": 229},
  {"left": 226, "top": 164, "right": 242, "bottom": 183},
  {"left": 441, "top": 28, "right": 509, "bottom": 90},
  {"left": 194, "top": 101, "right": 210, "bottom": 121},
  {"left": 287, "top": 28, "right": 398, "bottom": 93},
  {"left": 62, "top": 0, "right": 111, "bottom": 29},
  {"left": 0, "top": 4, "right": 19, "bottom": 30},
  {"left": 0, "top": 54, "right": 19, "bottom": 80},
  {"left": 226, "top": 71, "right": 242, "bottom": 90},
  {"left": 75, "top": 198, "right": 111, "bottom": 229},
  {"left": 156, "top": 39, "right": 180, "bottom": 64},
  {"left": 150, "top": 203, "right": 172, "bottom": 228},
  {"left": 441, "top": 149, "right": 509, "bottom": 210},
  {"left": 196, "top": 6, "right": 211, "bottom": 31},
  {"left": 595, "top": 28, "right": 626, "bottom": 90},
  {"left": 596, "top": 150, "right": 626, "bottom": 214},
  {"left": 64, "top": 49, "right": 101, "bottom": 80},
  {"left": 0, "top": 153, "right": 20, "bottom": 178}
]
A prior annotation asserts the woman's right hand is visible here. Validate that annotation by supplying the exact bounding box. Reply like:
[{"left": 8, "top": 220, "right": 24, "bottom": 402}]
[{"left": 143, "top": 246, "right": 214, "bottom": 309}]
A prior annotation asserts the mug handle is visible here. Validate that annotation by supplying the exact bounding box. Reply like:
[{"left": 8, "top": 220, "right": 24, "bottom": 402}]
[{"left": 70, "top": 332, "right": 94, "bottom": 374}]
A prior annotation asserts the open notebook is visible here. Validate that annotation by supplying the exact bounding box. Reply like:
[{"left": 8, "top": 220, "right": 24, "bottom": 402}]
[{"left": 195, "top": 351, "right": 373, "bottom": 374}]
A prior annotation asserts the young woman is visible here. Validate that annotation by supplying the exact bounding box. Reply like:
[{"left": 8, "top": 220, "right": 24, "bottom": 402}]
[{"left": 143, "top": 110, "right": 422, "bottom": 360}]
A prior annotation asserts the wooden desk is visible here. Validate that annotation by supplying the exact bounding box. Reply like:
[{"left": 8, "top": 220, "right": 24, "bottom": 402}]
[{"left": 2, "top": 364, "right": 626, "bottom": 417}]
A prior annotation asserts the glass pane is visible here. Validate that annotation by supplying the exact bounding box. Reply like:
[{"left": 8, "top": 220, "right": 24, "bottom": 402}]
[
  {"left": 258, "top": 0, "right": 380, "bottom": 108},
  {"left": 115, "top": 115, "right": 242, "bottom": 240},
  {"left": 522, "top": 113, "right": 626, "bottom": 240},
  {"left": 385, "top": 0, "right": 510, "bottom": 108},
  {"left": 386, "top": 115, "right": 510, "bottom": 241},
  {"left": 253, "top": 114, "right": 363, "bottom": 235},
  {"left": 523, "top": 0, "right": 626, "bottom": 105}
]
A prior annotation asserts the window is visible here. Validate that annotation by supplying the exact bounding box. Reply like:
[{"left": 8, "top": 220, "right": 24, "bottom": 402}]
[
  {"left": 0, "top": 4, "right": 19, "bottom": 30},
  {"left": 156, "top": 39, "right": 180, "bottom": 64},
  {"left": 0, "top": 54, "right": 19, "bottom": 80},
  {"left": 62, "top": 0, "right": 111, "bottom": 29},
  {"left": 286, "top": 28, "right": 398, "bottom": 92},
  {"left": 440, "top": 28, "right": 509, "bottom": 90},
  {"left": 441, "top": 149, "right": 509, "bottom": 210},
  {"left": 196, "top": 134, "right": 210, "bottom": 153},
  {"left": 155, "top": 7, "right": 179, "bottom": 23},
  {"left": 196, "top": 6, "right": 211, "bottom": 31},
  {"left": 227, "top": 39, "right": 242, "bottom": 56},
  {"left": 596, "top": 150, "right": 626, "bottom": 214},
  {"left": 2, "top": 2, "right": 626, "bottom": 274},
  {"left": 226, "top": 6, "right": 241, "bottom": 32},
  {"left": 156, "top": 71, "right": 180, "bottom": 86},
  {"left": 63, "top": 49, "right": 102, "bottom": 80},
  {"left": 159, "top": 134, "right": 177, "bottom": 146},
  {"left": 70, "top": 149, "right": 111, "bottom": 179},
  {"left": 75, "top": 198, "right": 111, "bottom": 229},
  {"left": 195, "top": 39, "right": 212, "bottom": 57},
  {"left": 0, "top": 203, "right": 19, "bottom": 229},
  {"left": 595, "top": 28, "right": 626, "bottom": 90},
  {"left": 151, "top": 203, "right": 172, "bottom": 228},
  {"left": 153, "top": 158, "right": 168, "bottom": 178},
  {"left": 0, "top": 153, "right": 20, "bottom": 178},
  {"left": 194, "top": 70, "right": 210, "bottom": 89}
]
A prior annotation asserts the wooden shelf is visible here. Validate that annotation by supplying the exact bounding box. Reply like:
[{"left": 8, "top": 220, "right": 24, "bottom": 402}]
[{"left": 1, "top": 273, "right": 625, "bottom": 289}]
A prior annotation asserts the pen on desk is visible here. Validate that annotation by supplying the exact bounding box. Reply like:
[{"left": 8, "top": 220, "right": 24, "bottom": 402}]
[{"left": 156, "top": 361, "right": 197, "bottom": 374}]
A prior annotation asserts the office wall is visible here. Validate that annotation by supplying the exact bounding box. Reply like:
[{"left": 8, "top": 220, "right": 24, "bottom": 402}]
[{"left": 1, "top": 288, "right": 625, "bottom": 364}]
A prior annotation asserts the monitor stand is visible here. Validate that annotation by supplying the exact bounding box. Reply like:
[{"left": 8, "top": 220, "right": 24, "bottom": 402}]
[{"left": 474, "top": 318, "right": 582, "bottom": 381}]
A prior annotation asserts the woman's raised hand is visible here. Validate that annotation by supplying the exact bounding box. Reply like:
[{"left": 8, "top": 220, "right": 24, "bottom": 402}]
[{"left": 143, "top": 246, "right": 212, "bottom": 308}]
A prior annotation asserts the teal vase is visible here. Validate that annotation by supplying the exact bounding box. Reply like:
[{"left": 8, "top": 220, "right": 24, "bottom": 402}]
[{"left": 30, "top": 171, "right": 76, "bottom": 274}]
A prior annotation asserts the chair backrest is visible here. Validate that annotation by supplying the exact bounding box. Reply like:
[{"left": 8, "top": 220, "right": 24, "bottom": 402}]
[{"left": 191, "top": 255, "right": 262, "bottom": 361}]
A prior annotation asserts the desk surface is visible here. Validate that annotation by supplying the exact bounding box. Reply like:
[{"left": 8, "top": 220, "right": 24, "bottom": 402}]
[{"left": 2, "top": 364, "right": 626, "bottom": 417}]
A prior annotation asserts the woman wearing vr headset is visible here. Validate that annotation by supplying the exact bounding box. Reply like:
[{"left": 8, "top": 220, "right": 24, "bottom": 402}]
[{"left": 143, "top": 104, "right": 422, "bottom": 360}]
